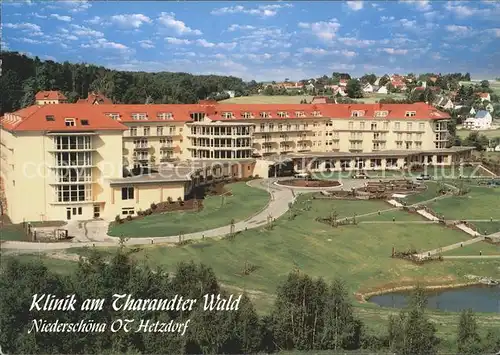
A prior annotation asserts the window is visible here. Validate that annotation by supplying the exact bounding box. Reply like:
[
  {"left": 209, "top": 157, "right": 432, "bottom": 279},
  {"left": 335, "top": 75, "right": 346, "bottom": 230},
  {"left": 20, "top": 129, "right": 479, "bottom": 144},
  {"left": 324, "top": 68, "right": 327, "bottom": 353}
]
[
  {"left": 383, "top": 121, "right": 389, "bottom": 130},
  {"left": 143, "top": 127, "right": 150, "bottom": 136},
  {"left": 360, "top": 122, "right": 365, "bottom": 130},
  {"left": 242, "top": 112, "right": 252, "bottom": 118},
  {"left": 122, "top": 208, "right": 135, "bottom": 216},
  {"left": 157, "top": 112, "right": 173, "bottom": 120},
  {"left": 371, "top": 123, "right": 377, "bottom": 131},
  {"left": 375, "top": 111, "right": 388, "bottom": 117},
  {"left": 132, "top": 113, "right": 147, "bottom": 120},
  {"left": 407, "top": 122, "right": 413, "bottom": 131},
  {"left": 348, "top": 121, "right": 354, "bottom": 130},
  {"left": 108, "top": 113, "right": 120, "bottom": 120},
  {"left": 46, "top": 115, "right": 55, "bottom": 121},
  {"left": 394, "top": 122, "right": 401, "bottom": 130},
  {"left": 277, "top": 111, "right": 288, "bottom": 118},
  {"left": 351, "top": 110, "right": 364, "bottom": 117},
  {"left": 65, "top": 118, "right": 75, "bottom": 127},
  {"left": 312, "top": 111, "right": 321, "bottom": 117},
  {"left": 157, "top": 126, "right": 163, "bottom": 136},
  {"left": 56, "top": 185, "right": 91, "bottom": 202},
  {"left": 326, "top": 121, "right": 333, "bottom": 127},
  {"left": 222, "top": 112, "right": 233, "bottom": 119},
  {"left": 260, "top": 112, "right": 270, "bottom": 118},
  {"left": 419, "top": 123, "right": 425, "bottom": 131},
  {"left": 295, "top": 111, "right": 305, "bottom": 117},
  {"left": 81, "top": 119, "right": 89, "bottom": 126},
  {"left": 130, "top": 127, "right": 137, "bottom": 136},
  {"left": 405, "top": 111, "right": 416, "bottom": 117},
  {"left": 121, "top": 187, "right": 134, "bottom": 200}
]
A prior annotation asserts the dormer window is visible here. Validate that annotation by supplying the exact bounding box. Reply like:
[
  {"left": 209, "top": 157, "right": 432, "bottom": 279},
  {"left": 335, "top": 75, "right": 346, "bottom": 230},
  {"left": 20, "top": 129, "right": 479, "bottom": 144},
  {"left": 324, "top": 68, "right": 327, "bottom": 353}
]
[
  {"left": 81, "top": 119, "right": 89, "bottom": 126},
  {"left": 375, "top": 111, "right": 388, "bottom": 117},
  {"left": 190, "top": 112, "right": 206, "bottom": 121},
  {"left": 157, "top": 112, "right": 173, "bottom": 120},
  {"left": 107, "top": 113, "right": 120, "bottom": 120},
  {"left": 351, "top": 110, "right": 364, "bottom": 117},
  {"left": 222, "top": 112, "right": 234, "bottom": 119},
  {"left": 242, "top": 112, "right": 253, "bottom": 119},
  {"left": 312, "top": 111, "right": 321, "bottom": 117},
  {"left": 277, "top": 111, "right": 288, "bottom": 118},
  {"left": 45, "top": 115, "right": 55, "bottom": 121},
  {"left": 132, "top": 113, "right": 147, "bottom": 120},
  {"left": 260, "top": 112, "right": 271, "bottom": 118},
  {"left": 405, "top": 111, "right": 416, "bottom": 117},
  {"left": 295, "top": 111, "right": 305, "bottom": 117},
  {"left": 64, "top": 118, "right": 75, "bottom": 127}
]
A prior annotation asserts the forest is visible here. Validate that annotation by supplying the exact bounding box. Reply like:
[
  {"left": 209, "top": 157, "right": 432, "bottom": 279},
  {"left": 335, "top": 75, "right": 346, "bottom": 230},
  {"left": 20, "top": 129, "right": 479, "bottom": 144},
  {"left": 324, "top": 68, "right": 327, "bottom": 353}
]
[
  {"left": 1, "top": 245, "right": 499, "bottom": 354},
  {"left": 0, "top": 51, "right": 250, "bottom": 114}
]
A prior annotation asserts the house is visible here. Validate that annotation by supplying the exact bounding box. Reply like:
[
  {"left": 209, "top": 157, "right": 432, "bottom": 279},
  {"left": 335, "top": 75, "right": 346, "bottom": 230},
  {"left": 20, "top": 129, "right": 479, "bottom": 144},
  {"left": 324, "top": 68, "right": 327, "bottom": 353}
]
[
  {"left": 377, "top": 86, "right": 388, "bottom": 94},
  {"left": 335, "top": 87, "right": 347, "bottom": 97},
  {"left": 391, "top": 79, "right": 407, "bottom": 91},
  {"left": 463, "top": 110, "right": 493, "bottom": 130},
  {"left": 305, "top": 83, "right": 315, "bottom": 91},
  {"left": 374, "top": 77, "right": 381, "bottom": 86},
  {"left": 224, "top": 90, "right": 236, "bottom": 98},
  {"left": 485, "top": 103, "right": 494, "bottom": 113},
  {"left": 470, "top": 107, "right": 477, "bottom": 115},
  {"left": 487, "top": 144, "right": 500, "bottom": 152},
  {"left": 478, "top": 93, "right": 491, "bottom": 102},
  {"left": 76, "top": 92, "right": 113, "bottom": 105},
  {"left": 434, "top": 96, "right": 455, "bottom": 110},
  {"left": 311, "top": 96, "right": 328, "bottom": 104},
  {"left": 324, "top": 84, "right": 339, "bottom": 91},
  {"left": 362, "top": 83, "right": 374, "bottom": 93},
  {"left": 35, "top": 91, "right": 67, "bottom": 105},
  {"left": 339, "top": 79, "right": 348, "bottom": 87}
]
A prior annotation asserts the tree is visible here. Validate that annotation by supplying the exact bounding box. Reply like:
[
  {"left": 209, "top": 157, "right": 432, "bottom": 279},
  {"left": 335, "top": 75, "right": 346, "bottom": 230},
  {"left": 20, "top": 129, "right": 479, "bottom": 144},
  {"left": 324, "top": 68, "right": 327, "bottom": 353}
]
[
  {"left": 263, "top": 85, "right": 275, "bottom": 96},
  {"left": 346, "top": 79, "right": 363, "bottom": 98},
  {"left": 456, "top": 309, "right": 482, "bottom": 355},
  {"left": 360, "top": 74, "right": 376, "bottom": 84},
  {"left": 480, "top": 80, "right": 490, "bottom": 89},
  {"left": 388, "top": 287, "right": 440, "bottom": 355}
]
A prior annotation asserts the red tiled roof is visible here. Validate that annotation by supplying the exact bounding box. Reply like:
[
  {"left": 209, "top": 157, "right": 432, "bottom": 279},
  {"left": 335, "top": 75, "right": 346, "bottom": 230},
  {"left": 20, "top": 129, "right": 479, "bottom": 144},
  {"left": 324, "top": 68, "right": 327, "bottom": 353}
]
[
  {"left": 479, "top": 93, "right": 490, "bottom": 98},
  {"left": 0, "top": 102, "right": 450, "bottom": 132},
  {"left": 0, "top": 104, "right": 127, "bottom": 132},
  {"left": 77, "top": 92, "right": 113, "bottom": 105},
  {"left": 35, "top": 90, "right": 67, "bottom": 101}
]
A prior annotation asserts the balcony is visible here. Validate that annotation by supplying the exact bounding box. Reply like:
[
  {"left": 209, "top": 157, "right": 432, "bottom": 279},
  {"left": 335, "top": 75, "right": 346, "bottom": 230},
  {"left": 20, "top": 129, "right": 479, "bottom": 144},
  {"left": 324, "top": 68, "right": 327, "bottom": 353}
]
[{"left": 134, "top": 144, "right": 149, "bottom": 150}]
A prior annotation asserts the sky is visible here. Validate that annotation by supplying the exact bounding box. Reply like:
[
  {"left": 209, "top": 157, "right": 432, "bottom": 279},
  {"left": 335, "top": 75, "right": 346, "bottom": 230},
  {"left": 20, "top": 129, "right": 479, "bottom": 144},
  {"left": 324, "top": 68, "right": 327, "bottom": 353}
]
[{"left": 2, "top": 0, "right": 500, "bottom": 81}]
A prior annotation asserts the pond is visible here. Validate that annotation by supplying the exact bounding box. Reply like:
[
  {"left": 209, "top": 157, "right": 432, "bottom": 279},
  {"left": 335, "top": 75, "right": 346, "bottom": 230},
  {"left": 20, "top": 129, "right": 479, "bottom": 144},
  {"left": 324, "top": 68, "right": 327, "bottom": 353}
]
[{"left": 369, "top": 285, "right": 500, "bottom": 313}]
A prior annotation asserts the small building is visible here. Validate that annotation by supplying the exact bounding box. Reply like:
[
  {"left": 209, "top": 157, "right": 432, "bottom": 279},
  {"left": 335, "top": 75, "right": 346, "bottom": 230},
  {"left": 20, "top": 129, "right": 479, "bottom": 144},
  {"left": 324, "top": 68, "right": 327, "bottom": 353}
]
[
  {"left": 377, "top": 86, "right": 388, "bottom": 94},
  {"left": 434, "top": 96, "right": 455, "bottom": 110},
  {"left": 35, "top": 91, "right": 67, "bottom": 105},
  {"left": 478, "top": 92, "right": 491, "bottom": 102},
  {"left": 311, "top": 96, "right": 328, "bottom": 104},
  {"left": 470, "top": 107, "right": 477, "bottom": 115},
  {"left": 339, "top": 79, "right": 348, "bottom": 87},
  {"left": 77, "top": 92, "right": 113, "bottom": 105},
  {"left": 485, "top": 103, "right": 494, "bottom": 113},
  {"left": 362, "top": 83, "right": 374, "bottom": 93},
  {"left": 463, "top": 110, "right": 493, "bottom": 130}
]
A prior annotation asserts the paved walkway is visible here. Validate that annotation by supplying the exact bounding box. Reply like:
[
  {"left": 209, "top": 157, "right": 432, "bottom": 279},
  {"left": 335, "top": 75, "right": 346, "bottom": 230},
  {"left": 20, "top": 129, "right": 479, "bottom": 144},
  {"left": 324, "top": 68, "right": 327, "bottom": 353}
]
[
  {"left": 1, "top": 178, "right": 367, "bottom": 253},
  {"left": 415, "top": 236, "right": 486, "bottom": 259},
  {"left": 417, "top": 209, "right": 440, "bottom": 221}
]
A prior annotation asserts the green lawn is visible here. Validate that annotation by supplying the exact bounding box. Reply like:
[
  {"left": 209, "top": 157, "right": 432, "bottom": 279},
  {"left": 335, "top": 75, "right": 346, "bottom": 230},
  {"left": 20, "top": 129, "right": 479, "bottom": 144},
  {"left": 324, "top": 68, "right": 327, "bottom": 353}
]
[
  {"left": 220, "top": 95, "right": 314, "bottom": 104},
  {"left": 457, "top": 129, "right": 500, "bottom": 139},
  {"left": 473, "top": 221, "right": 500, "bottom": 235},
  {"left": 108, "top": 182, "right": 270, "bottom": 237},
  {"left": 425, "top": 186, "right": 500, "bottom": 220},
  {"left": 0, "top": 224, "right": 29, "bottom": 241},
  {"left": 441, "top": 241, "right": 500, "bottom": 256}
]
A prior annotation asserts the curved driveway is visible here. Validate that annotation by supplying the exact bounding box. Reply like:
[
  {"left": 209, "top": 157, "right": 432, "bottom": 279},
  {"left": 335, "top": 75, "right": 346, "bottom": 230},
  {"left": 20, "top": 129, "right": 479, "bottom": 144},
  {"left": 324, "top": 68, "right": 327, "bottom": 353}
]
[{"left": 1, "top": 178, "right": 367, "bottom": 253}]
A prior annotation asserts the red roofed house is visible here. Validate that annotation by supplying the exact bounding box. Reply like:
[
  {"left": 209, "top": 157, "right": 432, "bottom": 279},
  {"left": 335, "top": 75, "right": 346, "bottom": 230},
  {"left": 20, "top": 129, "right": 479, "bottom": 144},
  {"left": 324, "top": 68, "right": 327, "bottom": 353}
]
[
  {"left": 478, "top": 93, "right": 491, "bottom": 102},
  {"left": 339, "top": 79, "right": 348, "bottom": 87},
  {"left": 35, "top": 91, "right": 67, "bottom": 105},
  {"left": 0, "top": 102, "right": 473, "bottom": 224},
  {"left": 77, "top": 91, "right": 113, "bottom": 105}
]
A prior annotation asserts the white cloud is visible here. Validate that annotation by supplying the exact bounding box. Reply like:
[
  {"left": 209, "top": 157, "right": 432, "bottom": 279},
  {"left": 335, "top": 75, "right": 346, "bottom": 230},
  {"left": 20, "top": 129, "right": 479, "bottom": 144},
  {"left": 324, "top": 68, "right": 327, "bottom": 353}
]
[
  {"left": 337, "top": 37, "right": 376, "bottom": 47},
  {"left": 195, "top": 39, "right": 237, "bottom": 50},
  {"left": 165, "top": 37, "right": 192, "bottom": 45},
  {"left": 379, "top": 48, "right": 408, "bottom": 55},
  {"left": 50, "top": 14, "right": 72, "bottom": 22},
  {"left": 381, "top": 16, "right": 395, "bottom": 21},
  {"left": 81, "top": 38, "right": 131, "bottom": 51},
  {"left": 139, "top": 40, "right": 155, "bottom": 49},
  {"left": 298, "top": 20, "right": 341, "bottom": 41},
  {"left": 61, "top": 0, "right": 91, "bottom": 13},
  {"left": 399, "top": 0, "right": 431, "bottom": 11},
  {"left": 341, "top": 49, "right": 357, "bottom": 57},
  {"left": 211, "top": 3, "right": 292, "bottom": 17},
  {"left": 42, "top": 55, "right": 57, "bottom": 61},
  {"left": 346, "top": 1, "right": 364, "bottom": 11},
  {"left": 298, "top": 48, "right": 356, "bottom": 58},
  {"left": 3, "top": 22, "right": 41, "bottom": 31},
  {"left": 399, "top": 18, "right": 417, "bottom": 29},
  {"left": 87, "top": 16, "right": 101, "bottom": 24},
  {"left": 70, "top": 24, "right": 104, "bottom": 37},
  {"left": 423, "top": 11, "right": 442, "bottom": 20},
  {"left": 444, "top": 2, "right": 478, "bottom": 17},
  {"left": 110, "top": 14, "right": 152, "bottom": 29},
  {"left": 485, "top": 28, "right": 500, "bottom": 37},
  {"left": 17, "top": 37, "right": 41, "bottom": 44},
  {"left": 32, "top": 12, "right": 47, "bottom": 19},
  {"left": 158, "top": 12, "right": 202, "bottom": 36},
  {"left": 445, "top": 24, "right": 470, "bottom": 34},
  {"left": 228, "top": 24, "right": 256, "bottom": 32}
]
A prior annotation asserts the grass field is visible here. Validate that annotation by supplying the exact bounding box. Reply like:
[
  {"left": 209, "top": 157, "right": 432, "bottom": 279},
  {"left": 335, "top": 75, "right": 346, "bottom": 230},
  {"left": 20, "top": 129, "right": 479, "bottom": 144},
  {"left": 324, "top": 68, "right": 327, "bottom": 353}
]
[
  {"left": 108, "top": 182, "right": 269, "bottom": 237},
  {"left": 219, "top": 93, "right": 406, "bottom": 104},
  {"left": 425, "top": 186, "right": 500, "bottom": 221},
  {"left": 457, "top": 129, "right": 500, "bottom": 139},
  {"left": 220, "top": 95, "right": 314, "bottom": 104},
  {"left": 0, "top": 224, "right": 29, "bottom": 241}
]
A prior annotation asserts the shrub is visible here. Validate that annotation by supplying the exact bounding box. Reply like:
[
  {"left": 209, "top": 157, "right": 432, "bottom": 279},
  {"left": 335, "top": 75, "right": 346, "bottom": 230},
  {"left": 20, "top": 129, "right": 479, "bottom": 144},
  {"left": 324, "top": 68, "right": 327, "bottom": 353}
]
[
  {"left": 115, "top": 215, "right": 123, "bottom": 224},
  {"left": 126, "top": 215, "right": 132, "bottom": 221},
  {"left": 167, "top": 196, "right": 173, "bottom": 204},
  {"left": 137, "top": 210, "right": 143, "bottom": 216},
  {"left": 150, "top": 202, "right": 157, "bottom": 210},
  {"left": 177, "top": 197, "right": 184, "bottom": 206},
  {"left": 145, "top": 208, "right": 152, "bottom": 215}
]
